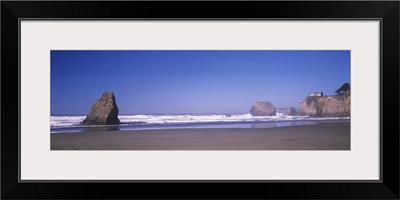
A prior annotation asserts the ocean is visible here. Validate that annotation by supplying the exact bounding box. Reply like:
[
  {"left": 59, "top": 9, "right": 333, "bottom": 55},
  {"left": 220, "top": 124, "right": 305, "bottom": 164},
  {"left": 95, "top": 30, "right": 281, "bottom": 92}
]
[{"left": 50, "top": 113, "right": 350, "bottom": 133}]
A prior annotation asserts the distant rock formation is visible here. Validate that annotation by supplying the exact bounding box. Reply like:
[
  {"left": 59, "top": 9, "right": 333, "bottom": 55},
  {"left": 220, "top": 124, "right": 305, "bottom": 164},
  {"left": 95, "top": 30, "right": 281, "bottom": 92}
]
[
  {"left": 299, "top": 90, "right": 350, "bottom": 117},
  {"left": 80, "top": 92, "right": 120, "bottom": 125},
  {"left": 287, "top": 106, "right": 298, "bottom": 115},
  {"left": 276, "top": 107, "right": 298, "bottom": 115},
  {"left": 250, "top": 101, "right": 276, "bottom": 116}
]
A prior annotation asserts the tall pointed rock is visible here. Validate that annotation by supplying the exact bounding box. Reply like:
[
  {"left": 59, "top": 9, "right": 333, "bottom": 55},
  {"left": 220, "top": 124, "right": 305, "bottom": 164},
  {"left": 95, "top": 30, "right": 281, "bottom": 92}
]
[{"left": 81, "top": 92, "right": 120, "bottom": 125}]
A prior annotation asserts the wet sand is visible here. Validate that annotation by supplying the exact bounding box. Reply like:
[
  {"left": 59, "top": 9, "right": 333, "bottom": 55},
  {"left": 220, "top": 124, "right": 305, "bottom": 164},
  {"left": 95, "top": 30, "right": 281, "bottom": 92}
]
[{"left": 51, "top": 122, "right": 350, "bottom": 150}]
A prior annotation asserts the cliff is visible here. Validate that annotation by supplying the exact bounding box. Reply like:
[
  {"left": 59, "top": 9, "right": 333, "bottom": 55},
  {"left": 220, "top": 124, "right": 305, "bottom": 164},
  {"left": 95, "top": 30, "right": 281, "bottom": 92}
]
[{"left": 299, "top": 91, "right": 350, "bottom": 117}]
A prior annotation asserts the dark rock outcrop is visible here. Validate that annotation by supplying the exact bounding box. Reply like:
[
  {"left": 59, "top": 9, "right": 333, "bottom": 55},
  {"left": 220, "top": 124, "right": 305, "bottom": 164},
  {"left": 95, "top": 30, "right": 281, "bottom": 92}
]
[
  {"left": 335, "top": 83, "right": 350, "bottom": 94},
  {"left": 299, "top": 91, "right": 350, "bottom": 117},
  {"left": 81, "top": 92, "right": 120, "bottom": 125},
  {"left": 250, "top": 101, "right": 276, "bottom": 116}
]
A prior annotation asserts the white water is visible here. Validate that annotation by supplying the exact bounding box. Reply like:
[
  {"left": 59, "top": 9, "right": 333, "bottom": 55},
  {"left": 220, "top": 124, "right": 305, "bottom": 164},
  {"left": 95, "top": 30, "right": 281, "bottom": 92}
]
[{"left": 50, "top": 113, "right": 350, "bottom": 128}]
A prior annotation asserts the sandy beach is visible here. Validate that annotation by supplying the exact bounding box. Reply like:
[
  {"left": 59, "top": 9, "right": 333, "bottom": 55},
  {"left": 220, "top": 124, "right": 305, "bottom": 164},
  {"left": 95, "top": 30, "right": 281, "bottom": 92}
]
[{"left": 51, "top": 122, "right": 350, "bottom": 150}]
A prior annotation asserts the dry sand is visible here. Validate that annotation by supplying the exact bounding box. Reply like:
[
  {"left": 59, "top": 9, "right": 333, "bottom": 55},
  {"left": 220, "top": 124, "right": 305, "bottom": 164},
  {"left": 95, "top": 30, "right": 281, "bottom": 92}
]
[{"left": 51, "top": 122, "right": 350, "bottom": 150}]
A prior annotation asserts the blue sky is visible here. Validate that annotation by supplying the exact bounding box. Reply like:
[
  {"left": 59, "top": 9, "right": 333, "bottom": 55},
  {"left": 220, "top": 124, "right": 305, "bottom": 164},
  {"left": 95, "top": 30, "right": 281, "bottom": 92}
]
[{"left": 51, "top": 50, "right": 350, "bottom": 115}]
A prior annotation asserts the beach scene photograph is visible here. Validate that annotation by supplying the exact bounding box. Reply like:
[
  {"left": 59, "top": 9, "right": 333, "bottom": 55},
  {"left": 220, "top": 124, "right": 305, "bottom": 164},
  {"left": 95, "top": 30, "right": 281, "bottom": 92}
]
[{"left": 51, "top": 50, "right": 350, "bottom": 150}]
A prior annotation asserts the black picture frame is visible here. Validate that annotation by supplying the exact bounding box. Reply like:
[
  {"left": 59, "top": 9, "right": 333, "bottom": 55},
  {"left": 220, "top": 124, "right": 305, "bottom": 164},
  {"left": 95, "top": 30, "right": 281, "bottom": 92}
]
[{"left": 2, "top": 1, "right": 399, "bottom": 199}]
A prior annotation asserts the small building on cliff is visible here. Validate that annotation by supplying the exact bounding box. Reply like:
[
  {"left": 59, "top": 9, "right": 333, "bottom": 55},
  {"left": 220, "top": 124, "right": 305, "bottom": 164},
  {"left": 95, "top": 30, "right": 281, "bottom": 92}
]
[{"left": 309, "top": 92, "right": 323, "bottom": 97}]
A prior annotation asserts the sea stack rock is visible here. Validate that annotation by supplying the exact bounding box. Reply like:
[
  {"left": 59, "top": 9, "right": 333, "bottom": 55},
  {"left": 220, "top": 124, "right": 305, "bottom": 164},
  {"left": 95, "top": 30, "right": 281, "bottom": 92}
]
[
  {"left": 80, "top": 92, "right": 120, "bottom": 125},
  {"left": 250, "top": 101, "right": 276, "bottom": 116}
]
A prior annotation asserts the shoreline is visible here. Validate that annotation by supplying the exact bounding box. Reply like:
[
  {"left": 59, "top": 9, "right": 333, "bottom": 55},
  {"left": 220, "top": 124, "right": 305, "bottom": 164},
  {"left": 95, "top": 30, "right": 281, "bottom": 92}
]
[
  {"left": 51, "top": 122, "right": 350, "bottom": 150},
  {"left": 51, "top": 119, "right": 350, "bottom": 133}
]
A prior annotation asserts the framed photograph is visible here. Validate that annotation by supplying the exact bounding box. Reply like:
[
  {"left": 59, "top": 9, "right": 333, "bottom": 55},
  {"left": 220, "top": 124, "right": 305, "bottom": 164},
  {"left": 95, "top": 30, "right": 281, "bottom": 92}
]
[{"left": 2, "top": 1, "right": 399, "bottom": 199}]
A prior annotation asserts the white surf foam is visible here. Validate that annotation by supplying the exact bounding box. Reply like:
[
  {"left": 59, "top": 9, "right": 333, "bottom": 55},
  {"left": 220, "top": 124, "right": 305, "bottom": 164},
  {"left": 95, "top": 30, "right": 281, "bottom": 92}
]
[{"left": 51, "top": 114, "right": 350, "bottom": 128}]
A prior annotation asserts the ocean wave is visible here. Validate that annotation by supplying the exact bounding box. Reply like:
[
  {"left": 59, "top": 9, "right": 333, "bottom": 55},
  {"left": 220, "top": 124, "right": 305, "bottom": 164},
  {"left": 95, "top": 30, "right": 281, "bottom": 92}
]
[
  {"left": 50, "top": 113, "right": 350, "bottom": 128},
  {"left": 50, "top": 116, "right": 86, "bottom": 128}
]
